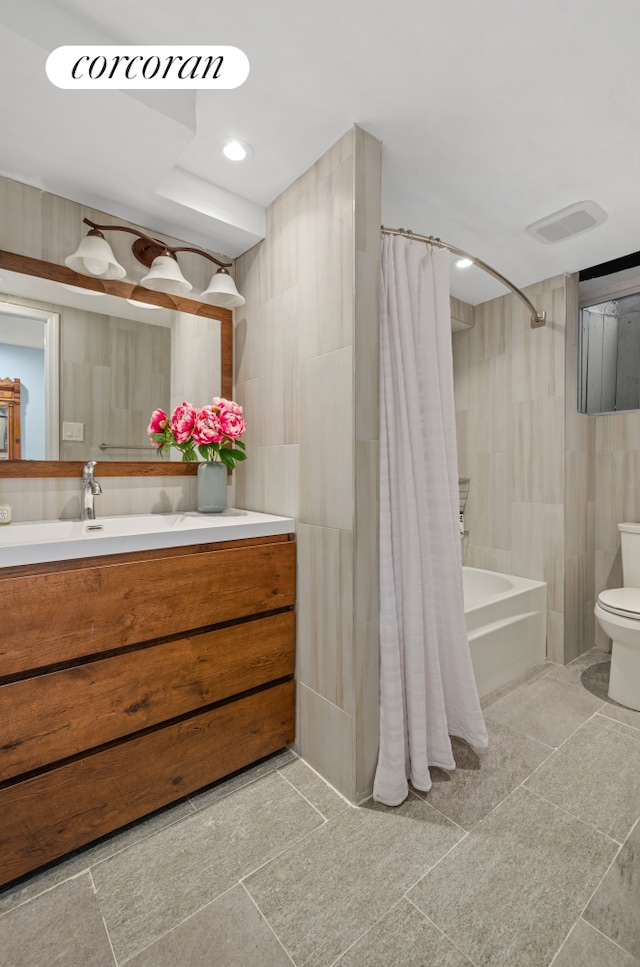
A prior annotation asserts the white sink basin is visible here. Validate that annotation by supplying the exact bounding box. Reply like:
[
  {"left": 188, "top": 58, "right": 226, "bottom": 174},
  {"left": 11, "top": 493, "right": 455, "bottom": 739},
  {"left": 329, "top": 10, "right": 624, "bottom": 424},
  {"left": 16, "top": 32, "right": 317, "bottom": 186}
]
[{"left": 0, "top": 510, "right": 296, "bottom": 568}]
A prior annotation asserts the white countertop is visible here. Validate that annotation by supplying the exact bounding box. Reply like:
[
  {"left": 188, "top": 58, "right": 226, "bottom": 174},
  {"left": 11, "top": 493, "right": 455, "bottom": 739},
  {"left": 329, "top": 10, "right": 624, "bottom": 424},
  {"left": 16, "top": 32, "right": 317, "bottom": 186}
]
[{"left": 0, "top": 509, "right": 296, "bottom": 568}]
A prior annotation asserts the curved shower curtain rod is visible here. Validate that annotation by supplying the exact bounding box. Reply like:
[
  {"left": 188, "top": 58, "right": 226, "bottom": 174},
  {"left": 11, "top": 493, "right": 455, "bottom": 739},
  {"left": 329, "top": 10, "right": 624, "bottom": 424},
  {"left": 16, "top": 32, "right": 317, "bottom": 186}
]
[{"left": 381, "top": 226, "right": 546, "bottom": 328}]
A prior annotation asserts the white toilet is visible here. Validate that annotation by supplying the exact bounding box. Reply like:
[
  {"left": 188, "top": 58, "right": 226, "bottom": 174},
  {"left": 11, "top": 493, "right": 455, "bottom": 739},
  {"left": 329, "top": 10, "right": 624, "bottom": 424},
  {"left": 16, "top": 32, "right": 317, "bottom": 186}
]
[{"left": 594, "top": 522, "right": 640, "bottom": 712}]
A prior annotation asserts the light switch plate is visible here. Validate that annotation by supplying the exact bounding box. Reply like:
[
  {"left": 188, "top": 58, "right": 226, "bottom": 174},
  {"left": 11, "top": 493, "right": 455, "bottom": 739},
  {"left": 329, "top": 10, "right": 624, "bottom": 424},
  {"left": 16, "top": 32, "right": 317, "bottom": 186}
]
[{"left": 62, "top": 421, "right": 84, "bottom": 441}]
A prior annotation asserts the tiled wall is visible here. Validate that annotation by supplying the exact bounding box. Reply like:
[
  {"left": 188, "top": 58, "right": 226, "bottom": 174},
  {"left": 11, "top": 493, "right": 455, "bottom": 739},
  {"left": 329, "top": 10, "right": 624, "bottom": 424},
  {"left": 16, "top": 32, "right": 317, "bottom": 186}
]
[
  {"left": 234, "top": 127, "right": 382, "bottom": 802},
  {"left": 454, "top": 268, "right": 640, "bottom": 663},
  {"left": 59, "top": 308, "right": 171, "bottom": 461},
  {"left": 454, "top": 275, "right": 574, "bottom": 662},
  {"left": 593, "top": 402, "right": 640, "bottom": 646},
  {"left": 0, "top": 176, "right": 230, "bottom": 516},
  {"left": 564, "top": 275, "right": 596, "bottom": 660}
]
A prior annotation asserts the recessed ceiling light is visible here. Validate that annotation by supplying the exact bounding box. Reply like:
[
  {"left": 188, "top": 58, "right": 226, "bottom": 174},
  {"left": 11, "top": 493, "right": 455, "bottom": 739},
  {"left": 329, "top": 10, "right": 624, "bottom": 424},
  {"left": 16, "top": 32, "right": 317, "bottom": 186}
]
[
  {"left": 219, "top": 138, "right": 253, "bottom": 162},
  {"left": 456, "top": 258, "right": 473, "bottom": 269}
]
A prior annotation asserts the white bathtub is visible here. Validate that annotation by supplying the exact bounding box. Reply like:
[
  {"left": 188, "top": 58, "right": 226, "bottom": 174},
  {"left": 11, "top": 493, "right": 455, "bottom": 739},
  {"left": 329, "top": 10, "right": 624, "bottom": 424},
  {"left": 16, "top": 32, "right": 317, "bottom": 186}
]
[{"left": 463, "top": 566, "right": 547, "bottom": 697}]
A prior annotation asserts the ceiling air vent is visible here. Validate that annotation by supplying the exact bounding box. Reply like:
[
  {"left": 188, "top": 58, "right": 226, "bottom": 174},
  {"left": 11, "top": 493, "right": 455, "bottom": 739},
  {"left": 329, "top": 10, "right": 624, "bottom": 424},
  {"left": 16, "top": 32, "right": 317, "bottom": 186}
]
[{"left": 526, "top": 201, "right": 608, "bottom": 244}]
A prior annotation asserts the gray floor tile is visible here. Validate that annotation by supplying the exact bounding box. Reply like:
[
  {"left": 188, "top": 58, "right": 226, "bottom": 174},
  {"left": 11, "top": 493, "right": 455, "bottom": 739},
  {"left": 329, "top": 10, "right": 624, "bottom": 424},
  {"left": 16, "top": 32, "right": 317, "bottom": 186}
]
[
  {"left": 189, "top": 749, "right": 297, "bottom": 810},
  {"left": 596, "top": 713, "right": 640, "bottom": 743},
  {"left": 584, "top": 820, "right": 640, "bottom": 961},
  {"left": 524, "top": 717, "right": 640, "bottom": 842},
  {"left": 277, "top": 757, "right": 350, "bottom": 820},
  {"left": 551, "top": 918, "right": 640, "bottom": 967},
  {"left": 480, "top": 662, "right": 552, "bottom": 710},
  {"left": 0, "top": 797, "right": 194, "bottom": 916},
  {"left": 334, "top": 898, "right": 475, "bottom": 966},
  {"left": 92, "top": 771, "right": 323, "bottom": 964},
  {"left": 599, "top": 699, "right": 640, "bottom": 733},
  {"left": 413, "top": 721, "right": 551, "bottom": 830},
  {"left": 125, "top": 884, "right": 293, "bottom": 967},
  {"left": 245, "top": 792, "right": 463, "bottom": 967},
  {"left": 550, "top": 652, "right": 640, "bottom": 731},
  {"left": 483, "top": 674, "right": 605, "bottom": 748},
  {"left": 408, "top": 787, "right": 618, "bottom": 967},
  {"left": 546, "top": 648, "right": 612, "bottom": 690},
  {"left": 0, "top": 874, "right": 115, "bottom": 967}
]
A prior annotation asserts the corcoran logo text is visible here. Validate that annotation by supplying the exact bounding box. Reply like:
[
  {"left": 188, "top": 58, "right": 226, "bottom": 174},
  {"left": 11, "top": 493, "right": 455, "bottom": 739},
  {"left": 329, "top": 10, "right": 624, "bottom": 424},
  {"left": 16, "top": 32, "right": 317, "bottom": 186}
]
[{"left": 46, "top": 46, "right": 249, "bottom": 89}]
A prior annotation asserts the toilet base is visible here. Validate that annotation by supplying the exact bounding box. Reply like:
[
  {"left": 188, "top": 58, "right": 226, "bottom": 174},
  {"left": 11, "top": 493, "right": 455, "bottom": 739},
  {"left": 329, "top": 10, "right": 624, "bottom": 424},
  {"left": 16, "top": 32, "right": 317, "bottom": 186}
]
[{"left": 609, "top": 641, "right": 640, "bottom": 711}]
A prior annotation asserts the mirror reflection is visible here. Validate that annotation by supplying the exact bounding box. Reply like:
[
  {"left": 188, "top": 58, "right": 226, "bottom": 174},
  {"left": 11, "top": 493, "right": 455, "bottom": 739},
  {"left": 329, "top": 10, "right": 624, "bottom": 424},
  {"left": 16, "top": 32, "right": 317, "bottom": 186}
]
[
  {"left": 0, "top": 269, "right": 222, "bottom": 461},
  {"left": 579, "top": 291, "right": 640, "bottom": 415}
]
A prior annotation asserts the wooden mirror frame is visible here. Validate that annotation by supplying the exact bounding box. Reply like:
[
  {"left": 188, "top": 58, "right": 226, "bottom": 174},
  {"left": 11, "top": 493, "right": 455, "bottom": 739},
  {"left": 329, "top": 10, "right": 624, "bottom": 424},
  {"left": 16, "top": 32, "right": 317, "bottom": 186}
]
[{"left": 0, "top": 250, "right": 233, "bottom": 478}]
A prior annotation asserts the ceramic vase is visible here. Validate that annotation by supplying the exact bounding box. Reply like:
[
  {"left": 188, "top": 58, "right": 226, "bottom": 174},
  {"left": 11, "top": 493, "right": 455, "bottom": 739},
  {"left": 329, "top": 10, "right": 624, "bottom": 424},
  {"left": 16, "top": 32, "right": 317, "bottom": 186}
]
[{"left": 197, "top": 461, "right": 227, "bottom": 513}]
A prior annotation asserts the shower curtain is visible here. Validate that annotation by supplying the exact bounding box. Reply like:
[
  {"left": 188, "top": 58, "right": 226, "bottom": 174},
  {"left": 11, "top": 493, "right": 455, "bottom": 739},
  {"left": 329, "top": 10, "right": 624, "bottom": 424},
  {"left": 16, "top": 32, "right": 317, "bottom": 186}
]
[{"left": 373, "top": 234, "right": 488, "bottom": 807}]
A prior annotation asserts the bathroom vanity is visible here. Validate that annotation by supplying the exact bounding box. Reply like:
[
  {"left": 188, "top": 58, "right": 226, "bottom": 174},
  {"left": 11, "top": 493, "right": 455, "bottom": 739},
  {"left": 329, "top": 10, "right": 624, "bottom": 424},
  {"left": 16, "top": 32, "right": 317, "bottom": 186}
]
[{"left": 0, "top": 512, "right": 296, "bottom": 886}]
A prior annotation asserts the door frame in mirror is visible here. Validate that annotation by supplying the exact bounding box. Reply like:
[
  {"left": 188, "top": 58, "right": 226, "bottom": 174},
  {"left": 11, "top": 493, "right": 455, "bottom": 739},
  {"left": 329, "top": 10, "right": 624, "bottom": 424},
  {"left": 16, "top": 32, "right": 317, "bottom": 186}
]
[{"left": 0, "top": 250, "right": 233, "bottom": 477}]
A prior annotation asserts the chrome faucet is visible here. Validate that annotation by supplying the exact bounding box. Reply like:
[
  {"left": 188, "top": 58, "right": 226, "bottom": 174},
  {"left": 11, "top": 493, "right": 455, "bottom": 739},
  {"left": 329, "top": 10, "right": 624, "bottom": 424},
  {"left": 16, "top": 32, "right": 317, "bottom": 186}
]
[{"left": 81, "top": 461, "right": 102, "bottom": 520}]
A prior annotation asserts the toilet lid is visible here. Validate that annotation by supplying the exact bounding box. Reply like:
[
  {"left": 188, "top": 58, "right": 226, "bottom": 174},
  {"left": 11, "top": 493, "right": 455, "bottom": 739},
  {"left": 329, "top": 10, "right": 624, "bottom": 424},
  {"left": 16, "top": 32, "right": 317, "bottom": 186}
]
[{"left": 598, "top": 587, "right": 640, "bottom": 618}]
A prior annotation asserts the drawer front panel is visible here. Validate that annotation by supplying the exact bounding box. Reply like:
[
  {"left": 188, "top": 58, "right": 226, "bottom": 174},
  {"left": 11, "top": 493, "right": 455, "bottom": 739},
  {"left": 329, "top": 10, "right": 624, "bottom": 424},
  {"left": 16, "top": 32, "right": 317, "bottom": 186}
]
[
  {"left": 0, "top": 538, "right": 295, "bottom": 677},
  {"left": 0, "top": 611, "right": 295, "bottom": 780},
  {"left": 0, "top": 680, "right": 296, "bottom": 887}
]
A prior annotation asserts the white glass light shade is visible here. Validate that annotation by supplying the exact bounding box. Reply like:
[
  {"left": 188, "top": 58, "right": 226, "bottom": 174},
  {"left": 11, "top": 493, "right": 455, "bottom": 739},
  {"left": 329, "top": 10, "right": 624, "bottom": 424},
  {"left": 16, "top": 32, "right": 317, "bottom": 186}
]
[
  {"left": 201, "top": 269, "right": 245, "bottom": 308},
  {"left": 140, "top": 255, "right": 192, "bottom": 295},
  {"left": 65, "top": 234, "right": 127, "bottom": 280}
]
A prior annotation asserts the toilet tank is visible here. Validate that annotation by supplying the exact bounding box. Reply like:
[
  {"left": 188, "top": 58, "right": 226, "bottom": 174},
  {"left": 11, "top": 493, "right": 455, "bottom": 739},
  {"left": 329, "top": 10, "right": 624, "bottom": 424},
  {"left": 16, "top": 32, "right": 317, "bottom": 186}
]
[{"left": 619, "top": 522, "right": 640, "bottom": 587}]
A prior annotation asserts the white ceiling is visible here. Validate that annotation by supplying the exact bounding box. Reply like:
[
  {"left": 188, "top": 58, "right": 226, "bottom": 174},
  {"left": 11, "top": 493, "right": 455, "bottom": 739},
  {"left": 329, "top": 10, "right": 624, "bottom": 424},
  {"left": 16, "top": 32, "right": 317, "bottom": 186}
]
[{"left": 1, "top": 0, "right": 639, "bottom": 304}]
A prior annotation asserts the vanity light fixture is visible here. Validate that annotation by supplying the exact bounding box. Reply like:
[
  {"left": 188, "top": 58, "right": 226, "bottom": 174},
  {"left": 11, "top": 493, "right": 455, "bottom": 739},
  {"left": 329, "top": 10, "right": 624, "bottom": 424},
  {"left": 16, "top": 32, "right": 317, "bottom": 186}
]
[{"left": 65, "top": 218, "right": 245, "bottom": 308}]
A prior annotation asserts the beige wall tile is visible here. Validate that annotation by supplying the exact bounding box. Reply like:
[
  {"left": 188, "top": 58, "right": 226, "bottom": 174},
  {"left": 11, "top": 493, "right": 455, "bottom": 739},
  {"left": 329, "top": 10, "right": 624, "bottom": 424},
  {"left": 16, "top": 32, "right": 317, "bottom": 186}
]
[
  {"left": 233, "top": 127, "right": 382, "bottom": 801},
  {"left": 298, "top": 155, "right": 355, "bottom": 362},
  {"left": 299, "top": 346, "right": 353, "bottom": 530},
  {"left": 296, "top": 523, "right": 354, "bottom": 712},
  {"left": 295, "top": 682, "right": 355, "bottom": 801},
  {"left": 259, "top": 445, "right": 300, "bottom": 519},
  {"left": 512, "top": 396, "right": 564, "bottom": 504},
  {"left": 354, "top": 250, "right": 380, "bottom": 443},
  {"left": 547, "top": 609, "right": 564, "bottom": 664},
  {"left": 0, "top": 178, "right": 42, "bottom": 257},
  {"left": 354, "top": 127, "right": 383, "bottom": 259},
  {"left": 253, "top": 286, "right": 300, "bottom": 446},
  {"left": 565, "top": 451, "right": 589, "bottom": 558},
  {"left": 0, "top": 475, "right": 196, "bottom": 523},
  {"left": 564, "top": 554, "right": 591, "bottom": 662},
  {"left": 354, "top": 439, "right": 379, "bottom": 628},
  {"left": 452, "top": 330, "right": 469, "bottom": 412},
  {"left": 464, "top": 544, "right": 512, "bottom": 573},
  {"left": 354, "top": 618, "right": 380, "bottom": 802}
]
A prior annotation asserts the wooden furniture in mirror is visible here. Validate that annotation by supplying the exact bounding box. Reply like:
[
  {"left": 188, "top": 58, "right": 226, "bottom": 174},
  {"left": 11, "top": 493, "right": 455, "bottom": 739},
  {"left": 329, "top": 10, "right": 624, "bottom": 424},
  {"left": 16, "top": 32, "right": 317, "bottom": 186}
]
[
  {"left": 0, "top": 250, "right": 234, "bottom": 477},
  {"left": 0, "top": 377, "right": 21, "bottom": 459}
]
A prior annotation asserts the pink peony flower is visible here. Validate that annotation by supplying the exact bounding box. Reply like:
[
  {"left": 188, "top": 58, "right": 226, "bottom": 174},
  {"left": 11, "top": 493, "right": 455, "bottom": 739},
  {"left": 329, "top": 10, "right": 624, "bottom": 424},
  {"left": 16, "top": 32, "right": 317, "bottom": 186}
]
[
  {"left": 147, "top": 408, "right": 168, "bottom": 447},
  {"left": 171, "top": 402, "right": 197, "bottom": 443},
  {"left": 212, "top": 396, "right": 243, "bottom": 416},
  {"left": 147, "top": 408, "right": 168, "bottom": 434},
  {"left": 219, "top": 409, "right": 246, "bottom": 438},
  {"left": 192, "top": 405, "right": 225, "bottom": 445}
]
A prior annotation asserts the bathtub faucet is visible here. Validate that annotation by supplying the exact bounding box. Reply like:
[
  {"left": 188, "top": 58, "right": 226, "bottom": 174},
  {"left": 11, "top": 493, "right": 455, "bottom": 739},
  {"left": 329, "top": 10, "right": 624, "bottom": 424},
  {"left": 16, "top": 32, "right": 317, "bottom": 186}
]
[{"left": 80, "top": 461, "right": 102, "bottom": 520}]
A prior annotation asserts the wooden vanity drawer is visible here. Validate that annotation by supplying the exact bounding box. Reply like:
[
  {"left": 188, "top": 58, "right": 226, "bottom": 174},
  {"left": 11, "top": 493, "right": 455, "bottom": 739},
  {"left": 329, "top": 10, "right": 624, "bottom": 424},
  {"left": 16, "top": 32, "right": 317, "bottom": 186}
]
[
  {"left": 0, "top": 537, "right": 295, "bottom": 677},
  {"left": 0, "top": 611, "right": 295, "bottom": 781},
  {"left": 0, "top": 531, "right": 297, "bottom": 888},
  {"left": 0, "top": 680, "right": 295, "bottom": 885}
]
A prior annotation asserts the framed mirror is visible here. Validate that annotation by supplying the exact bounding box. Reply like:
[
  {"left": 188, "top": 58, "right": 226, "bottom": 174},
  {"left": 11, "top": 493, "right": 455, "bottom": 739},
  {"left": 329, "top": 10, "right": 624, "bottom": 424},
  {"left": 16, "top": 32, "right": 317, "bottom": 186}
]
[
  {"left": 0, "top": 251, "right": 232, "bottom": 477},
  {"left": 578, "top": 264, "right": 640, "bottom": 416}
]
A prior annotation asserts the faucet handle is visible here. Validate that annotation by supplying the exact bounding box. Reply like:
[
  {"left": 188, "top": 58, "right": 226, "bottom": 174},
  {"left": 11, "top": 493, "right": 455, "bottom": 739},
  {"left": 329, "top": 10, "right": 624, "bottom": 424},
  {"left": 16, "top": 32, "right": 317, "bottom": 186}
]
[{"left": 82, "top": 460, "right": 98, "bottom": 478}]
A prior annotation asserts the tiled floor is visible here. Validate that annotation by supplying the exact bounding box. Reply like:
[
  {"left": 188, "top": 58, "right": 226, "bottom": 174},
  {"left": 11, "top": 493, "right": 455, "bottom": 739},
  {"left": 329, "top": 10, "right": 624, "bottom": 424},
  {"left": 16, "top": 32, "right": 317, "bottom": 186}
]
[{"left": 1, "top": 648, "right": 639, "bottom": 967}]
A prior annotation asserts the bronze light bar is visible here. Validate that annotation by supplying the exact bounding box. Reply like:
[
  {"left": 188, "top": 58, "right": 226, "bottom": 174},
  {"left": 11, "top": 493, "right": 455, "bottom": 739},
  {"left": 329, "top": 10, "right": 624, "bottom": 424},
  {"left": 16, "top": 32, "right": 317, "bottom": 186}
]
[{"left": 65, "top": 217, "right": 244, "bottom": 308}]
